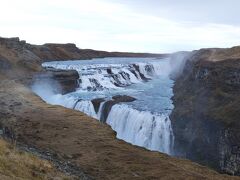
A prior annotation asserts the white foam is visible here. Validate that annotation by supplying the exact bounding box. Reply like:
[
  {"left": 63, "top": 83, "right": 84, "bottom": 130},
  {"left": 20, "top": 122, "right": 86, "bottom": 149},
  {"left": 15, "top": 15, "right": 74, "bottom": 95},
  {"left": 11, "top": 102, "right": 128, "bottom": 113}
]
[
  {"left": 42, "top": 60, "right": 170, "bottom": 91},
  {"left": 106, "top": 104, "right": 174, "bottom": 154},
  {"left": 74, "top": 100, "right": 97, "bottom": 118}
]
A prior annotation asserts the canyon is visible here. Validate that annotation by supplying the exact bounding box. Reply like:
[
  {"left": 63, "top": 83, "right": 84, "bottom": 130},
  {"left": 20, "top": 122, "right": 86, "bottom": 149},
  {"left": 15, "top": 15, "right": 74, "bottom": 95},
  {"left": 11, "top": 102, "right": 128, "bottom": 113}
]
[{"left": 0, "top": 37, "right": 240, "bottom": 179}]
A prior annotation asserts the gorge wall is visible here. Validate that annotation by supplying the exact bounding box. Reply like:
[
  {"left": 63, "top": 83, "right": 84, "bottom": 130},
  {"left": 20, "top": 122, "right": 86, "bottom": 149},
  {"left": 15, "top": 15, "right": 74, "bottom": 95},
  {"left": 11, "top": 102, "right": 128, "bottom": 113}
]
[{"left": 170, "top": 47, "right": 240, "bottom": 175}]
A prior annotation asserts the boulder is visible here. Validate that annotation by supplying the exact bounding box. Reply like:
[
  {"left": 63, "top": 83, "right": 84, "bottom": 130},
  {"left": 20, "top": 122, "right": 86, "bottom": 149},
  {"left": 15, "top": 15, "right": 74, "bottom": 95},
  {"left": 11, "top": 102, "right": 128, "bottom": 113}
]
[{"left": 91, "top": 98, "right": 105, "bottom": 113}]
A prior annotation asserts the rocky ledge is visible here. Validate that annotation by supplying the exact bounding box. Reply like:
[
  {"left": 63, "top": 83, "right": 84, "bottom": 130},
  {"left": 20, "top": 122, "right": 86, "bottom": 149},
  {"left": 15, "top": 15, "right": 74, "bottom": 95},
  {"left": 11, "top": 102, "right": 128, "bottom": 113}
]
[
  {"left": 34, "top": 69, "right": 79, "bottom": 94},
  {"left": 92, "top": 95, "right": 137, "bottom": 122},
  {"left": 170, "top": 47, "right": 240, "bottom": 175}
]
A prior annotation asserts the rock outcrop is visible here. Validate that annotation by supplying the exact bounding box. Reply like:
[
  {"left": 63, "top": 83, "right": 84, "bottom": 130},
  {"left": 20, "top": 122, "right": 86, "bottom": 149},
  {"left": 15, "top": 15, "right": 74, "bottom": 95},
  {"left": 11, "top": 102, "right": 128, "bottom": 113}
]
[
  {"left": 91, "top": 98, "right": 105, "bottom": 113},
  {"left": 170, "top": 47, "right": 240, "bottom": 175},
  {"left": 94, "top": 95, "right": 137, "bottom": 122},
  {"left": 34, "top": 69, "right": 79, "bottom": 94}
]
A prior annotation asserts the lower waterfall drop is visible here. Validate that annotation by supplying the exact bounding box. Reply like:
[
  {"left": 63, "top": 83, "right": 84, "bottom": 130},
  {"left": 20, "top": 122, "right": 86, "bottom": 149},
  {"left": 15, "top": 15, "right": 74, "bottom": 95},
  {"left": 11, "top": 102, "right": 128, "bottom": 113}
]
[
  {"left": 74, "top": 100, "right": 98, "bottom": 118},
  {"left": 106, "top": 104, "right": 174, "bottom": 154}
]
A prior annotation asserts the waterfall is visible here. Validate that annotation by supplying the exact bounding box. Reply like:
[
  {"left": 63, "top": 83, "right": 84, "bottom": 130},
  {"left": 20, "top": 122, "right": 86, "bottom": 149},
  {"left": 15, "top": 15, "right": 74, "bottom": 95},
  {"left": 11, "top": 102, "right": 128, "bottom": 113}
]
[
  {"left": 42, "top": 60, "right": 160, "bottom": 91},
  {"left": 106, "top": 104, "right": 174, "bottom": 154},
  {"left": 38, "top": 58, "right": 175, "bottom": 155},
  {"left": 74, "top": 100, "right": 97, "bottom": 118},
  {"left": 97, "top": 101, "right": 105, "bottom": 120},
  {"left": 58, "top": 98, "right": 174, "bottom": 155}
]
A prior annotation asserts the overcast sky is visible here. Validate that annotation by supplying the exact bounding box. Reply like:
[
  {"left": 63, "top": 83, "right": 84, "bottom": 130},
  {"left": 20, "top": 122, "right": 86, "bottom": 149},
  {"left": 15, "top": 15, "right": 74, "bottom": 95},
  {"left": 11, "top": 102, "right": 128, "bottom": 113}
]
[{"left": 0, "top": 0, "right": 240, "bottom": 53}]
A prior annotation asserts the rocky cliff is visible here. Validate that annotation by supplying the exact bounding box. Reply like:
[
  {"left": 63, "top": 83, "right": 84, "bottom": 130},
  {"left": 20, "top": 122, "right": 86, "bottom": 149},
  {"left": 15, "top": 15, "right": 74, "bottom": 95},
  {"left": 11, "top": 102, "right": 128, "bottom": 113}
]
[
  {"left": 34, "top": 69, "right": 79, "bottom": 94},
  {"left": 170, "top": 47, "right": 240, "bottom": 175}
]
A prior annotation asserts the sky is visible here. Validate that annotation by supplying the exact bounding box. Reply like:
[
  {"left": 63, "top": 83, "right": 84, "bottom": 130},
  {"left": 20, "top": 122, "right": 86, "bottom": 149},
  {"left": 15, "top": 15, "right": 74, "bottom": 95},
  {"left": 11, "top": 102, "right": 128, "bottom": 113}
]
[{"left": 0, "top": 0, "right": 240, "bottom": 53}]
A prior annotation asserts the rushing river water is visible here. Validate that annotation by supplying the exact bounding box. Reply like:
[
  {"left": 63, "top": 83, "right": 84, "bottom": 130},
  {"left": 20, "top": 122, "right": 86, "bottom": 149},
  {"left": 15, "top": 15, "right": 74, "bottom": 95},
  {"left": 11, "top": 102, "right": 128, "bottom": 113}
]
[{"left": 35, "top": 57, "right": 175, "bottom": 155}]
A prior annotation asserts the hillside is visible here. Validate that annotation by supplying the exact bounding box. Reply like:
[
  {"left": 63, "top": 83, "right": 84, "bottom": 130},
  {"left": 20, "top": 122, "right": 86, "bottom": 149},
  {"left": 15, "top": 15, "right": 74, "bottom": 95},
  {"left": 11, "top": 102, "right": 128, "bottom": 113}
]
[{"left": 0, "top": 138, "right": 73, "bottom": 180}]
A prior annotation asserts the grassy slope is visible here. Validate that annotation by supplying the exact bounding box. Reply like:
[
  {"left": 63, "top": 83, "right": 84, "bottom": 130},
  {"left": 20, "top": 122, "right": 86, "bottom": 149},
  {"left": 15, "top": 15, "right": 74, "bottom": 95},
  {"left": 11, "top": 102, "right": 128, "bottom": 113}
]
[{"left": 0, "top": 138, "right": 73, "bottom": 180}]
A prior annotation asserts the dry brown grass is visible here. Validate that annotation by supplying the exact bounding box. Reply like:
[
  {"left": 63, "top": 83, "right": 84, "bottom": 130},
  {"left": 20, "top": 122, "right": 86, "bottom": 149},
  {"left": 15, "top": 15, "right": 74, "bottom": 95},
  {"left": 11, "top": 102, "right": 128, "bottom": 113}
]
[{"left": 0, "top": 138, "right": 73, "bottom": 180}]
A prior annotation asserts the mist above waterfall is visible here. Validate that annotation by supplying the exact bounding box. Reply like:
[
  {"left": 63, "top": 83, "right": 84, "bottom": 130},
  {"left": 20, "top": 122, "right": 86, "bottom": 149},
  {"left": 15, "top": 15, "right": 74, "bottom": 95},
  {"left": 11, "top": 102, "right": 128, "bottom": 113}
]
[
  {"left": 169, "top": 51, "right": 190, "bottom": 79},
  {"left": 31, "top": 77, "right": 62, "bottom": 102},
  {"left": 31, "top": 76, "right": 76, "bottom": 109}
]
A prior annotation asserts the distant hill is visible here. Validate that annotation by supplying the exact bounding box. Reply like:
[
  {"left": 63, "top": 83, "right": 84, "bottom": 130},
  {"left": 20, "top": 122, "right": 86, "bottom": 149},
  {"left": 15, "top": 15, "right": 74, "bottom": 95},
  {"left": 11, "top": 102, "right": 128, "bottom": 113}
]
[{"left": 0, "top": 36, "right": 168, "bottom": 82}]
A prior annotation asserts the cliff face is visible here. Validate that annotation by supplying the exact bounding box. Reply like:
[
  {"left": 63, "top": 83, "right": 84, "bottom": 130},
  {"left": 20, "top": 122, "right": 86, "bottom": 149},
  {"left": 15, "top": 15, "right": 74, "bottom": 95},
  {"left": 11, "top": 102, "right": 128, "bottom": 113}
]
[
  {"left": 0, "top": 37, "right": 42, "bottom": 73},
  {"left": 170, "top": 47, "right": 240, "bottom": 175},
  {"left": 34, "top": 69, "right": 79, "bottom": 94}
]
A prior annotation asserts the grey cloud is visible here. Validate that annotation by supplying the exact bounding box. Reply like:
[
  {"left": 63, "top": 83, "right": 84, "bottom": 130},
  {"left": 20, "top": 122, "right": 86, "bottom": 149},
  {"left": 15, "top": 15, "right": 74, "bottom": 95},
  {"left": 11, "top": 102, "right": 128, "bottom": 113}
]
[{"left": 111, "top": 0, "right": 240, "bottom": 25}]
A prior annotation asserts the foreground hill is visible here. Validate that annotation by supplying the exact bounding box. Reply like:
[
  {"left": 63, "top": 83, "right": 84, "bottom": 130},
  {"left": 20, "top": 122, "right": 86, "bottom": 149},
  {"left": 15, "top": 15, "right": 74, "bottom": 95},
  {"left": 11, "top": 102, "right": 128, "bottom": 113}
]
[
  {"left": 0, "top": 138, "right": 73, "bottom": 179},
  {"left": 0, "top": 36, "right": 238, "bottom": 179}
]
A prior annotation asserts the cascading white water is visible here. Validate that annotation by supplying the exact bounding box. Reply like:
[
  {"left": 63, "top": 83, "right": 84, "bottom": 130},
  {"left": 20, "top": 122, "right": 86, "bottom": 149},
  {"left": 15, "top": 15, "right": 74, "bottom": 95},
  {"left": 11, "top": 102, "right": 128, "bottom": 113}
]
[
  {"left": 106, "top": 104, "right": 174, "bottom": 154},
  {"left": 37, "top": 57, "right": 175, "bottom": 155},
  {"left": 74, "top": 100, "right": 97, "bottom": 118},
  {"left": 42, "top": 59, "right": 160, "bottom": 91},
  {"left": 97, "top": 101, "right": 106, "bottom": 119}
]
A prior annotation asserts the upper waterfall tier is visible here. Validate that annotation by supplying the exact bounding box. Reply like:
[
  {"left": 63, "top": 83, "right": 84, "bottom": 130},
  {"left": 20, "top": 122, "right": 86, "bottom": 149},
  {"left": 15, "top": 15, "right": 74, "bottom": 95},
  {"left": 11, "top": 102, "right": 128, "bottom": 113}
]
[{"left": 42, "top": 57, "right": 171, "bottom": 91}]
